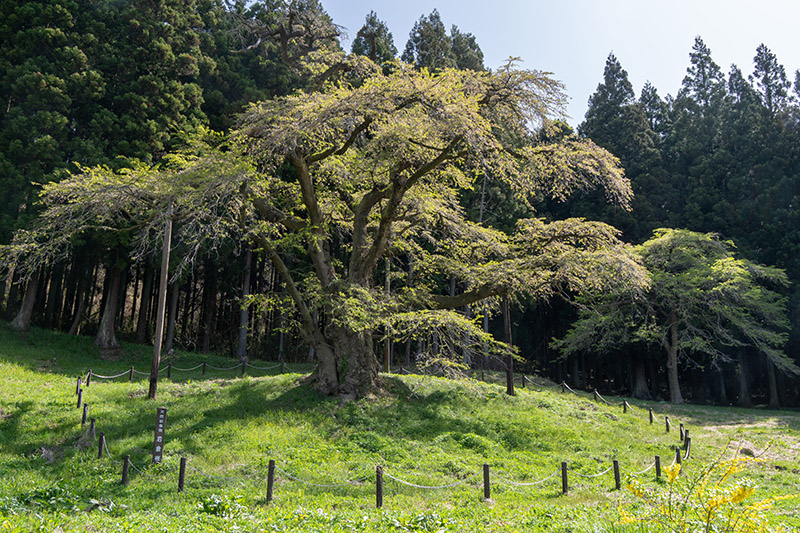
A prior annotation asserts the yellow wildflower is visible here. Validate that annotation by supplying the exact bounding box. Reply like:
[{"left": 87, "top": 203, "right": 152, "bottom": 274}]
[
  {"left": 729, "top": 486, "right": 756, "bottom": 504},
  {"left": 664, "top": 463, "right": 681, "bottom": 484}
]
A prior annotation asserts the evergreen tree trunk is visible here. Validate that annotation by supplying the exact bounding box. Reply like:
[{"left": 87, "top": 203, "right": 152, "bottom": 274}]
[
  {"left": 136, "top": 263, "right": 155, "bottom": 344},
  {"left": 631, "top": 355, "right": 651, "bottom": 399},
  {"left": 5, "top": 269, "right": 21, "bottom": 321},
  {"left": 11, "top": 274, "right": 40, "bottom": 332},
  {"left": 766, "top": 360, "right": 780, "bottom": 409},
  {"left": 664, "top": 312, "right": 683, "bottom": 403},
  {"left": 716, "top": 366, "right": 728, "bottom": 405},
  {"left": 237, "top": 249, "right": 252, "bottom": 361},
  {"left": 738, "top": 348, "right": 753, "bottom": 407},
  {"left": 164, "top": 283, "right": 180, "bottom": 354},
  {"left": 94, "top": 265, "right": 122, "bottom": 353},
  {"left": 200, "top": 258, "right": 217, "bottom": 353},
  {"left": 44, "top": 263, "right": 64, "bottom": 328},
  {"left": 67, "top": 271, "right": 88, "bottom": 336}
]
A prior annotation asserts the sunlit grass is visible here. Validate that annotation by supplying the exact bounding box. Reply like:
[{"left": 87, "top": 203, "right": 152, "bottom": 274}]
[{"left": 0, "top": 325, "right": 798, "bottom": 531}]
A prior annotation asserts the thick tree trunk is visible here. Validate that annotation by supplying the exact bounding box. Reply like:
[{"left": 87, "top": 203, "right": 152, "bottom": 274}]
[
  {"left": 11, "top": 274, "right": 40, "bottom": 332},
  {"left": 94, "top": 265, "right": 122, "bottom": 352},
  {"left": 766, "top": 360, "right": 780, "bottom": 409},
  {"left": 664, "top": 314, "right": 683, "bottom": 404},
  {"left": 737, "top": 348, "right": 753, "bottom": 407},
  {"left": 308, "top": 325, "right": 378, "bottom": 399},
  {"left": 136, "top": 263, "right": 155, "bottom": 344},
  {"left": 631, "top": 355, "right": 651, "bottom": 399},
  {"left": 716, "top": 365, "right": 728, "bottom": 405}
]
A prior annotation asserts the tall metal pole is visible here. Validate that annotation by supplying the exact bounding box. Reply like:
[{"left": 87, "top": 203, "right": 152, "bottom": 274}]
[{"left": 148, "top": 203, "right": 173, "bottom": 400}]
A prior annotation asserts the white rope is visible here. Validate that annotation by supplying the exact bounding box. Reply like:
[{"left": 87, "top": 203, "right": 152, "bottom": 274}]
[
  {"left": 619, "top": 461, "right": 656, "bottom": 476},
  {"left": 205, "top": 363, "right": 242, "bottom": 371},
  {"left": 170, "top": 364, "right": 205, "bottom": 372},
  {"left": 383, "top": 470, "right": 478, "bottom": 490},
  {"left": 594, "top": 391, "right": 623, "bottom": 406},
  {"left": 129, "top": 461, "right": 158, "bottom": 478},
  {"left": 274, "top": 464, "right": 368, "bottom": 487},
  {"left": 187, "top": 464, "right": 246, "bottom": 484},
  {"left": 102, "top": 439, "right": 123, "bottom": 464},
  {"left": 132, "top": 369, "right": 151, "bottom": 376},
  {"left": 571, "top": 465, "right": 614, "bottom": 478},
  {"left": 494, "top": 469, "right": 560, "bottom": 487},
  {"left": 91, "top": 370, "right": 130, "bottom": 379},
  {"left": 245, "top": 362, "right": 282, "bottom": 371}
]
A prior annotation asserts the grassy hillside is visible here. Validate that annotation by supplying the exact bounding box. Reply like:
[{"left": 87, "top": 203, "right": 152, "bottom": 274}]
[{"left": 0, "top": 325, "right": 798, "bottom": 532}]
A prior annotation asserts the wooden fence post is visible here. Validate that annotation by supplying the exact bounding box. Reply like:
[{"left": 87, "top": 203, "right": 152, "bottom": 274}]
[
  {"left": 77, "top": 388, "right": 82, "bottom": 409},
  {"left": 86, "top": 370, "right": 92, "bottom": 387},
  {"left": 623, "top": 400, "right": 628, "bottom": 413},
  {"left": 613, "top": 460, "right": 621, "bottom": 490},
  {"left": 561, "top": 382, "right": 565, "bottom": 393},
  {"left": 376, "top": 465, "right": 383, "bottom": 508},
  {"left": 561, "top": 462, "right": 568, "bottom": 494},
  {"left": 178, "top": 457, "right": 187, "bottom": 492},
  {"left": 593, "top": 390, "right": 598, "bottom": 402},
  {"left": 665, "top": 416, "right": 670, "bottom": 432},
  {"left": 675, "top": 448, "right": 682, "bottom": 465},
  {"left": 267, "top": 459, "right": 275, "bottom": 502},
  {"left": 202, "top": 362, "right": 207, "bottom": 376},
  {"left": 82, "top": 404, "right": 88, "bottom": 427},
  {"left": 129, "top": 366, "right": 134, "bottom": 383},
  {"left": 483, "top": 464, "right": 490, "bottom": 500},
  {"left": 167, "top": 363, "right": 172, "bottom": 380},
  {"left": 655, "top": 455, "right": 661, "bottom": 479},
  {"left": 679, "top": 423, "right": 684, "bottom": 441},
  {"left": 684, "top": 437, "right": 692, "bottom": 459},
  {"left": 98, "top": 432, "right": 105, "bottom": 459},
  {"left": 649, "top": 409, "right": 654, "bottom": 424},
  {"left": 76, "top": 377, "right": 81, "bottom": 395},
  {"left": 241, "top": 360, "right": 246, "bottom": 377},
  {"left": 89, "top": 418, "right": 96, "bottom": 439},
  {"left": 122, "top": 455, "right": 130, "bottom": 485}
]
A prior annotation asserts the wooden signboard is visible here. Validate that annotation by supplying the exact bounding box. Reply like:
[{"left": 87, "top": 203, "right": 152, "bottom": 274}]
[{"left": 152, "top": 407, "right": 167, "bottom": 463}]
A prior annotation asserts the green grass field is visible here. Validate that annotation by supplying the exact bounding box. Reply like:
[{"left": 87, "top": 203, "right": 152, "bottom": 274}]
[{"left": 0, "top": 325, "right": 798, "bottom": 532}]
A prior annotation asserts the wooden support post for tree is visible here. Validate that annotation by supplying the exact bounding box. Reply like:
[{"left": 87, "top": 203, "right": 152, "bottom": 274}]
[
  {"left": 665, "top": 416, "right": 670, "bottom": 432},
  {"left": 129, "top": 366, "right": 134, "bottom": 383},
  {"left": 483, "top": 464, "right": 490, "bottom": 500},
  {"left": 613, "top": 460, "right": 621, "bottom": 490},
  {"left": 267, "top": 459, "right": 275, "bottom": 502},
  {"left": 675, "top": 447, "right": 682, "bottom": 465},
  {"left": 561, "top": 462, "right": 568, "bottom": 494},
  {"left": 86, "top": 370, "right": 92, "bottom": 387},
  {"left": 376, "top": 465, "right": 383, "bottom": 509},
  {"left": 649, "top": 408, "right": 654, "bottom": 424},
  {"left": 89, "top": 418, "right": 96, "bottom": 439},
  {"left": 167, "top": 363, "right": 172, "bottom": 380},
  {"left": 178, "top": 457, "right": 187, "bottom": 492},
  {"left": 503, "top": 298, "right": 514, "bottom": 396},
  {"left": 202, "top": 362, "right": 206, "bottom": 376},
  {"left": 77, "top": 388, "right": 82, "bottom": 409},
  {"left": 98, "top": 432, "right": 105, "bottom": 459},
  {"left": 679, "top": 423, "right": 684, "bottom": 441},
  {"left": 655, "top": 456, "right": 661, "bottom": 479},
  {"left": 82, "top": 404, "right": 88, "bottom": 427},
  {"left": 148, "top": 203, "right": 173, "bottom": 401},
  {"left": 122, "top": 455, "right": 130, "bottom": 485}
]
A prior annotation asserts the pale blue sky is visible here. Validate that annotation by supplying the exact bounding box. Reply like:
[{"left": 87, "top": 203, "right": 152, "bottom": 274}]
[{"left": 322, "top": 0, "right": 800, "bottom": 125}]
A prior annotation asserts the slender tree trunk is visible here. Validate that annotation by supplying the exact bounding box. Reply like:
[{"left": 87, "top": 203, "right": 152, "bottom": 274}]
[
  {"left": 237, "top": 249, "right": 252, "bottom": 361},
  {"left": 11, "top": 274, "right": 40, "bottom": 332},
  {"left": 503, "top": 298, "right": 514, "bottom": 396},
  {"left": 94, "top": 265, "right": 122, "bottom": 353},
  {"left": 201, "top": 258, "right": 217, "bottom": 353},
  {"left": 164, "top": 282, "right": 180, "bottom": 354},
  {"left": 738, "top": 348, "right": 753, "bottom": 407},
  {"left": 631, "top": 355, "right": 651, "bottom": 399},
  {"left": 664, "top": 312, "right": 683, "bottom": 404},
  {"left": 44, "top": 263, "right": 64, "bottom": 328},
  {"left": 5, "top": 269, "right": 21, "bottom": 321},
  {"left": 716, "top": 365, "right": 728, "bottom": 405},
  {"left": 136, "top": 264, "right": 155, "bottom": 344},
  {"left": 766, "top": 360, "right": 780, "bottom": 409}
]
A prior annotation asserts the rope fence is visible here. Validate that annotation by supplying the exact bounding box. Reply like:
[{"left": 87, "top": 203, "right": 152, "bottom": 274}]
[
  {"left": 69, "top": 365, "right": 705, "bottom": 508},
  {"left": 85, "top": 359, "right": 305, "bottom": 385}
]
